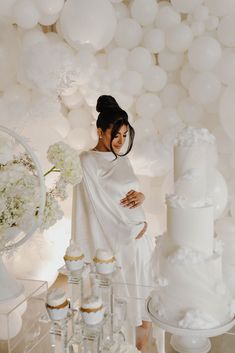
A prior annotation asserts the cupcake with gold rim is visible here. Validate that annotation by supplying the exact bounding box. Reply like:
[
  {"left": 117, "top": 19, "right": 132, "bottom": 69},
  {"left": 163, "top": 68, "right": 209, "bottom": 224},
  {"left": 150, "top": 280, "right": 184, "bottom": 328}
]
[
  {"left": 80, "top": 296, "right": 104, "bottom": 325},
  {"left": 64, "top": 242, "right": 85, "bottom": 272},
  {"left": 93, "top": 248, "right": 116, "bottom": 274},
  {"left": 46, "top": 288, "right": 69, "bottom": 321}
]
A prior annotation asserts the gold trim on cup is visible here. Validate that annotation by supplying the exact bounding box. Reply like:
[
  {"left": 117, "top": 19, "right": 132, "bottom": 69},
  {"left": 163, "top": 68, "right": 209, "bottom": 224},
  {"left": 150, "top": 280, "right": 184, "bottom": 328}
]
[
  {"left": 80, "top": 304, "right": 103, "bottom": 313},
  {"left": 93, "top": 256, "right": 116, "bottom": 264},
  {"left": 46, "top": 299, "right": 69, "bottom": 310},
  {"left": 64, "top": 254, "right": 85, "bottom": 261}
]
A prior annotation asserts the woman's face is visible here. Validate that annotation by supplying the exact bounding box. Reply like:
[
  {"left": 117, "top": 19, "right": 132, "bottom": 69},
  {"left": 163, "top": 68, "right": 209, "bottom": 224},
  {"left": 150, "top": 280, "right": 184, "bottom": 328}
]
[{"left": 100, "top": 124, "right": 128, "bottom": 153}]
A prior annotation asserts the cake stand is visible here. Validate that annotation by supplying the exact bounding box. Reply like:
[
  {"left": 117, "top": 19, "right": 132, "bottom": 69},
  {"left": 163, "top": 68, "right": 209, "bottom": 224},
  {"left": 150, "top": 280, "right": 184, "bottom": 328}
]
[{"left": 146, "top": 296, "right": 235, "bottom": 353}]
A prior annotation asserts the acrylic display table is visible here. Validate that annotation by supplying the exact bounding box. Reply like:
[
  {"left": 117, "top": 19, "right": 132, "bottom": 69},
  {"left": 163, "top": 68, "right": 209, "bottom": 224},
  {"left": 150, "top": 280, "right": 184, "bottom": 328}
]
[
  {"left": 0, "top": 278, "right": 49, "bottom": 353},
  {"left": 147, "top": 295, "right": 235, "bottom": 353}
]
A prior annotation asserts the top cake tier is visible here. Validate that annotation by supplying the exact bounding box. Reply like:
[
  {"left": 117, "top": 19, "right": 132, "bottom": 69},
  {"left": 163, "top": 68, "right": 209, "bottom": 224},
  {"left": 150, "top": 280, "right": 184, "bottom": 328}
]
[{"left": 173, "top": 127, "right": 216, "bottom": 204}]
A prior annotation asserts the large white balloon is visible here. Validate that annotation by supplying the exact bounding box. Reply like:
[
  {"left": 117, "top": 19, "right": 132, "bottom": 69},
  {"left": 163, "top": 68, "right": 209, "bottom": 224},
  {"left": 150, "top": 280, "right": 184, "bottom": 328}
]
[
  {"left": 114, "top": 18, "right": 142, "bottom": 49},
  {"left": 130, "top": 0, "right": 158, "bottom": 26},
  {"left": 171, "top": 0, "right": 202, "bottom": 14},
  {"left": 155, "top": 5, "right": 181, "bottom": 29},
  {"left": 59, "top": 0, "right": 117, "bottom": 51},
  {"left": 166, "top": 23, "right": 193, "bottom": 53},
  {"left": 207, "top": 169, "right": 228, "bottom": 220},
  {"left": 143, "top": 66, "right": 167, "bottom": 92},
  {"left": 143, "top": 28, "right": 165, "bottom": 53},
  {"left": 217, "top": 14, "right": 235, "bottom": 48},
  {"left": 127, "top": 47, "right": 153, "bottom": 73},
  {"left": 135, "top": 93, "right": 162, "bottom": 118},
  {"left": 188, "top": 36, "right": 221, "bottom": 71},
  {"left": 219, "top": 87, "right": 235, "bottom": 141},
  {"left": 178, "top": 97, "right": 204, "bottom": 124},
  {"left": 180, "top": 63, "right": 196, "bottom": 89},
  {"left": 160, "top": 83, "right": 186, "bottom": 107},
  {"left": 107, "top": 47, "right": 129, "bottom": 74},
  {"left": 189, "top": 72, "right": 221, "bottom": 104}
]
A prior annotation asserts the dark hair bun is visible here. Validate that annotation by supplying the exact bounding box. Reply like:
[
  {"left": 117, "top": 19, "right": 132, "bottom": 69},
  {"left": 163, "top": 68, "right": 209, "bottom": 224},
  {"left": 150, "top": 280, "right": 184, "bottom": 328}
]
[{"left": 96, "top": 95, "right": 120, "bottom": 113}]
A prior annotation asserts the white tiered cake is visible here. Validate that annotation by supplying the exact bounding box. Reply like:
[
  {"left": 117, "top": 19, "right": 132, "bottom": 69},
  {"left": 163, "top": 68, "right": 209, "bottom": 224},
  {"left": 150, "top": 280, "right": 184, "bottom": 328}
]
[{"left": 152, "top": 127, "right": 234, "bottom": 329}]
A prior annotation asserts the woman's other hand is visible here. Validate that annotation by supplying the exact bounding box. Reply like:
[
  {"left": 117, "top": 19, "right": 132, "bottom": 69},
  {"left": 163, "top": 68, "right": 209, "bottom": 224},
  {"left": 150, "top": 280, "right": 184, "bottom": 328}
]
[{"left": 120, "top": 189, "right": 145, "bottom": 208}]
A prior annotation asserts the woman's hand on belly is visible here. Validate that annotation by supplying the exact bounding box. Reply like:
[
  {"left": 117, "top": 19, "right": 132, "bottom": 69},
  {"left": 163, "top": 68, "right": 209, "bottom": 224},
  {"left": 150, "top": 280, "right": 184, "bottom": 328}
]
[{"left": 120, "top": 189, "right": 145, "bottom": 208}]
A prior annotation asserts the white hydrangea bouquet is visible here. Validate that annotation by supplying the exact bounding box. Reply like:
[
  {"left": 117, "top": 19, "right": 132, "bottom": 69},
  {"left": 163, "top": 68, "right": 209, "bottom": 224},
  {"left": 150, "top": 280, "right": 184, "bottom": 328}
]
[{"left": 0, "top": 139, "right": 82, "bottom": 241}]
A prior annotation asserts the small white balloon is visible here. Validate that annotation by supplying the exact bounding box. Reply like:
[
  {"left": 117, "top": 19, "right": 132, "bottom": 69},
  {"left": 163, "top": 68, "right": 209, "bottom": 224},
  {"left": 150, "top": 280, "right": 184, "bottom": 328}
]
[
  {"left": 107, "top": 47, "right": 129, "bottom": 73},
  {"left": 166, "top": 23, "right": 193, "bottom": 53},
  {"left": 189, "top": 72, "right": 221, "bottom": 104},
  {"left": 13, "top": 0, "right": 40, "bottom": 29},
  {"left": 193, "top": 5, "right": 209, "bottom": 21},
  {"left": 127, "top": 47, "right": 153, "bottom": 73},
  {"left": 22, "top": 29, "right": 48, "bottom": 50},
  {"left": 204, "top": 0, "right": 235, "bottom": 17},
  {"left": 188, "top": 36, "right": 221, "bottom": 71},
  {"left": 38, "top": 12, "right": 60, "bottom": 26},
  {"left": 190, "top": 21, "right": 205, "bottom": 36},
  {"left": 130, "top": 0, "right": 158, "bottom": 26},
  {"left": 143, "top": 28, "right": 165, "bottom": 53},
  {"left": 205, "top": 16, "right": 219, "bottom": 31},
  {"left": 155, "top": 5, "right": 181, "bottom": 29},
  {"left": 143, "top": 66, "right": 167, "bottom": 92},
  {"left": 115, "top": 18, "right": 142, "bottom": 49},
  {"left": 216, "top": 52, "right": 235, "bottom": 86},
  {"left": 113, "top": 2, "right": 130, "bottom": 20},
  {"left": 135, "top": 93, "right": 162, "bottom": 118},
  {"left": 230, "top": 199, "right": 235, "bottom": 219},
  {"left": 178, "top": 97, "right": 204, "bottom": 124},
  {"left": 160, "top": 83, "right": 186, "bottom": 108},
  {"left": 67, "top": 106, "right": 93, "bottom": 129},
  {"left": 158, "top": 49, "right": 184, "bottom": 71},
  {"left": 61, "top": 90, "right": 84, "bottom": 109}
]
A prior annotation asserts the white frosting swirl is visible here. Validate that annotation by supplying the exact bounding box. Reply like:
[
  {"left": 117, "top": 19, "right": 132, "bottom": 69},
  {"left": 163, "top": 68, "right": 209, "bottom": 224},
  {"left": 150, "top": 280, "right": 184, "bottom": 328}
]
[
  {"left": 175, "top": 127, "right": 215, "bottom": 147},
  {"left": 166, "top": 194, "right": 212, "bottom": 208},
  {"left": 178, "top": 309, "right": 220, "bottom": 329},
  {"left": 168, "top": 247, "right": 207, "bottom": 265}
]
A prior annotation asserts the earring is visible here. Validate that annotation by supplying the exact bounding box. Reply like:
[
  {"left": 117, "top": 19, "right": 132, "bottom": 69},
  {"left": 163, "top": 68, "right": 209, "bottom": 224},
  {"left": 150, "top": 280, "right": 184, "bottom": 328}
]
[{"left": 99, "top": 135, "right": 102, "bottom": 139}]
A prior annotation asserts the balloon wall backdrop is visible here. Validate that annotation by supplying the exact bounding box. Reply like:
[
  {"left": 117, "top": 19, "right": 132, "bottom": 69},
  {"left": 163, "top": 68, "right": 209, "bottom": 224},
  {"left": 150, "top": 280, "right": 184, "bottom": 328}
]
[{"left": 1, "top": 0, "right": 235, "bottom": 290}]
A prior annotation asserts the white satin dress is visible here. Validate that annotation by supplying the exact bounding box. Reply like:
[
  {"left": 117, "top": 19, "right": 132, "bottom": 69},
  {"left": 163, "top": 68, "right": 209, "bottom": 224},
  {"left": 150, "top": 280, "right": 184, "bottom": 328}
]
[{"left": 72, "top": 150, "right": 154, "bottom": 325}]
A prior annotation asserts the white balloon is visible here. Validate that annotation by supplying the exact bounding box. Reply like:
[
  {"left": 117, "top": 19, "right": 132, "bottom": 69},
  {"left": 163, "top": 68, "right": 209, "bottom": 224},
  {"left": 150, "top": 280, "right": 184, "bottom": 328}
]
[
  {"left": 160, "top": 83, "right": 186, "bottom": 108},
  {"left": 143, "top": 28, "right": 165, "bottom": 53},
  {"left": 216, "top": 52, "right": 235, "bottom": 86},
  {"left": 158, "top": 49, "right": 184, "bottom": 71},
  {"left": 127, "top": 47, "right": 153, "bottom": 73},
  {"left": 38, "top": 12, "right": 60, "bottom": 26},
  {"left": 121, "top": 70, "right": 143, "bottom": 95},
  {"left": 190, "top": 21, "right": 205, "bottom": 36},
  {"left": 188, "top": 36, "right": 221, "bottom": 71},
  {"left": 180, "top": 63, "right": 196, "bottom": 88},
  {"left": 204, "top": 0, "right": 235, "bottom": 17},
  {"left": 135, "top": 93, "right": 162, "bottom": 118},
  {"left": 219, "top": 87, "right": 235, "bottom": 141},
  {"left": 0, "top": 0, "right": 16, "bottom": 16},
  {"left": 217, "top": 14, "right": 235, "bottom": 48},
  {"left": 107, "top": 47, "right": 129, "bottom": 73},
  {"left": 207, "top": 169, "right": 228, "bottom": 220},
  {"left": 3, "top": 83, "right": 31, "bottom": 104},
  {"left": 35, "top": 0, "right": 64, "bottom": 15},
  {"left": 189, "top": 72, "right": 221, "bottom": 104},
  {"left": 115, "top": 18, "right": 142, "bottom": 49},
  {"left": 143, "top": 66, "right": 167, "bottom": 92},
  {"left": 166, "top": 23, "right": 193, "bottom": 53},
  {"left": 61, "top": 90, "right": 84, "bottom": 109},
  {"left": 215, "top": 216, "right": 235, "bottom": 237},
  {"left": 130, "top": 0, "right": 158, "bottom": 26},
  {"left": 66, "top": 127, "right": 93, "bottom": 150},
  {"left": 178, "top": 97, "right": 204, "bottom": 124},
  {"left": 13, "top": 0, "right": 40, "bottom": 29},
  {"left": 54, "top": 115, "right": 70, "bottom": 138},
  {"left": 155, "top": 5, "right": 181, "bottom": 29},
  {"left": 67, "top": 107, "right": 93, "bottom": 129},
  {"left": 59, "top": 0, "right": 117, "bottom": 51},
  {"left": 171, "top": 0, "right": 202, "bottom": 14},
  {"left": 205, "top": 16, "right": 219, "bottom": 31},
  {"left": 230, "top": 199, "right": 235, "bottom": 219},
  {"left": 156, "top": 107, "right": 183, "bottom": 133}
]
